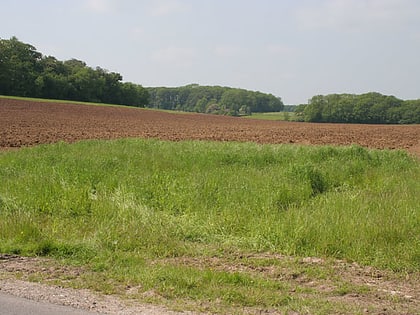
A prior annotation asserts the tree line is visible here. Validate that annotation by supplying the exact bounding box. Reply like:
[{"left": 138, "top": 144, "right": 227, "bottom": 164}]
[
  {"left": 146, "top": 85, "right": 284, "bottom": 116},
  {"left": 5, "top": 37, "right": 417, "bottom": 123},
  {"left": 0, "top": 37, "right": 149, "bottom": 106},
  {"left": 294, "top": 92, "right": 420, "bottom": 124},
  {"left": 0, "top": 37, "right": 284, "bottom": 115}
]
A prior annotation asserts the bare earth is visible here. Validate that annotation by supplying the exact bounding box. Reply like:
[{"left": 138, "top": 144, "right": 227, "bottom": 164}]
[
  {"left": 1, "top": 98, "right": 420, "bottom": 157},
  {"left": 0, "top": 97, "right": 419, "bottom": 314},
  {"left": 0, "top": 254, "right": 419, "bottom": 314},
  {"left": 0, "top": 256, "right": 191, "bottom": 315}
]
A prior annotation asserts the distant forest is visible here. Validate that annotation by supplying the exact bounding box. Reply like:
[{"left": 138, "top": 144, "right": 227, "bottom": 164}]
[
  {"left": 0, "top": 37, "right": 283, "bottom": 115},
  {"left": 295, "top": 93, "right": 420, "bottom": 124},
  {"left": 1, "top": 37, "right": 419, "bottom": 122},
  {"left": 147, "top": 85, "right": 284, "bottom": 115}
]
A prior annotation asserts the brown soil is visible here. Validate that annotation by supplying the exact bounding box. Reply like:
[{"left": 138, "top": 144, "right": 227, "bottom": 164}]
[
  {"left": 1, "top": 98, "right": 419, "bottom": 314},
  {"left": 1, "top": 254, "right": 419, "bottom": 314},
  {"left": 1, "top": 98, "right": 420, "bottom": 157},
  {"left": 0, "top": 255, "right": 190, "bottom": 315}
]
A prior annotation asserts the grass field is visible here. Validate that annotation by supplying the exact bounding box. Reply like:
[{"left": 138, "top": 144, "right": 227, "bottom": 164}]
[
  {"left": 244, "top": 112, "right": 297, "bottom": 121},
  {"left": 0, "top": 139, "right": 419, "bottom": 313}
]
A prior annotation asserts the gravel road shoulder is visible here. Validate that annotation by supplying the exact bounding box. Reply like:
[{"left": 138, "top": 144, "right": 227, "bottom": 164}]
[
  {"left": 0, "top": 255, "right": 197, "bottom": 315},
  {"left": 1, "top": 254, "right": 419, "bottom": 314}
]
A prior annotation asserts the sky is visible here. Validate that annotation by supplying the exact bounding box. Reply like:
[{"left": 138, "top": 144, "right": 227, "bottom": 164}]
[{"left": 1, "top": 0, "right": 420, "bottom": 104}]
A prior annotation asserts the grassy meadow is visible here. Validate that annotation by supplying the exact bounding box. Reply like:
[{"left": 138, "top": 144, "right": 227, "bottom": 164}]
[
  {"left": 244, "top": 111, "right": 296, "bottom": 121},
  {"left": 0, "top": 139, "right": 419, "bottom": 313}
]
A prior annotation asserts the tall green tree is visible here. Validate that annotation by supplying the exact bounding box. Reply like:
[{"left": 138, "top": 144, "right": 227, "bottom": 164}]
[
  {"left": 0, "top": 36, "right": 42, "bottom": 96},
  {"left": 0, "top": 37, "right": 149, "bottom": 107},
  {"left": 302, "top": 92, "right": 419, "bottom": 124},
  {"left": 147, "top": 85, "right": 284, "bottom": 115}
]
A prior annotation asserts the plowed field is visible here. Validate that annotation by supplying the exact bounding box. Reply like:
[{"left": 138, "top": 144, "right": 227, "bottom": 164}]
[{"left": 1, "top": 97, "right": 419, "bottom": 157}]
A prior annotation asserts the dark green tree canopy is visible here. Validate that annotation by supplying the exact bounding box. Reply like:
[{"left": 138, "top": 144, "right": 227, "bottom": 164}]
[
  {"left": 295, "top": 93, "right": 419, "bottom": 124},
  {"left": 146, "top": 85, "right": 284, "bottom": 116},
  {"left": 0, "top": 37, "right": 149, "bottom": 107},
  {"left": 0, "top": 37, "right": 284, "bottom": 115}
]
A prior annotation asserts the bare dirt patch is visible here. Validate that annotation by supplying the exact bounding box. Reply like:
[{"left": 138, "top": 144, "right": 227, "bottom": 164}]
[
  {"left": 1, "top": 254, "right": 419, "bottom": 314},
  {"left": 158, "top": 254, "right": 419, "bottom": 314},
  {"left": 0, "top": 254, "right": 195, "bottom": 314},
  {"left": 1, "top": 98, "right": 419, "bottom": 157}
]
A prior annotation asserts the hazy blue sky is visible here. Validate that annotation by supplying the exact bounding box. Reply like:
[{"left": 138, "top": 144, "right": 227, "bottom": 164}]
[{"left": 2, "top": 0, "right": 420, "bottom": 104}]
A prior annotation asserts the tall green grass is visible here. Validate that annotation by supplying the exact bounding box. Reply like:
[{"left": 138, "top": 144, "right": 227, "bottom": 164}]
[
  {"left": 1, "top": 139, "right": 418, "bottom": 269},
  {"left": 0, "top": 139, "right": 419, "bottom": 311}
]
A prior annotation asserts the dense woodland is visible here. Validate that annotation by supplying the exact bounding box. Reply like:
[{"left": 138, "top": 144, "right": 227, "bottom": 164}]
[
  {"left": 294, "top": 93, "right": 420, "bottom": 124},
  {"left": 0, "top": 37, "right": 283, "bottom": 115},
  {"left": 0, "top": 37, "right": 149, "bottom": 106},
  {"left": 1, "top": 37, "right": 419, "bottom": 122},
  {"left": 147, "top": 85, "right": 284, "bottom": 115}
]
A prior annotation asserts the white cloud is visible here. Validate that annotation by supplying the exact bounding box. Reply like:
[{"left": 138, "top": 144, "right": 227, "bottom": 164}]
[
  {"left": 410, "top": 31, "right": 420, "bottom": 43},
  {"left": 213, "top": 45, "right": 241, "bottom": 58},
  {"left": 265, "top": 44, "right": 296, "bottom": 56},
  {"left": 295, "top": 0, "right": 420, "bottom": 33},
  {"left": 149, "top": 0, "right": 188, "bottom": 17},
  {"left": 130, "top": 26, "right": 145, "bottom": 39},
  {"left": 84, "top": 0, "right": 115, "bottom": 13},
  {"left": 151, "top": 46, "right": 196, "bottom": 67}
]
